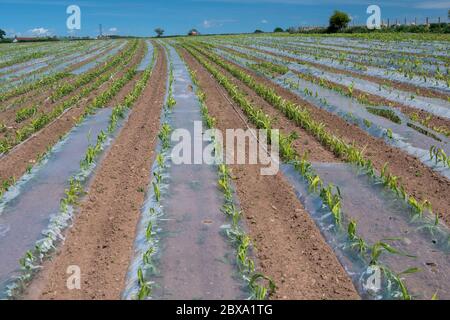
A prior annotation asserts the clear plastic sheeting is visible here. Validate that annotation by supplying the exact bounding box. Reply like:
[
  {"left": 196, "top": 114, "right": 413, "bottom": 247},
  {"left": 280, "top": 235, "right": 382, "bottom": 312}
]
[
  {"left": 47, "top": 41, "right": 116, "bottom": 75},
  {"left": 123, "top": 46, "right": 247, "bottom": 300},
  {"left": 247, "top": 43, "right": 450, "bottom": 94},
  {"left": 281, "top": 162, "right": 450, "bottom": 300},
  {"left": 0, "top": 42, "right": 119, "bottom": 93},
  {"left": 221, "top": 44, "right": 450, "bottom": 120},
  {"left": 71, "top": 41, "right": 127, "bottom": 75},
  {"left": 213, "top": 48, "right": 450, "bottom": 179},
  {"left": 284, "top": 37, "right": 450, "bottom": 57},
  {"left": 276, "top": 71, "right": 450, "bottom": 179},
  {"left": 0, "top": 58, "right": 51, "bottom": 80},
  {"left": 137, "top": 41, "right": 154, "bottom": 71},
  {"left": 0, "top": 108, "right": 113, "bottom": 297},
  {"left": 280, "top": 40, "right": 448, "bottom": 75}
]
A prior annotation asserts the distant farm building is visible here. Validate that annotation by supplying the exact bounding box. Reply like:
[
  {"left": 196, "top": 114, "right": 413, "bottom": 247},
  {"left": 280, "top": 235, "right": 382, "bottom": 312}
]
[
  {"left": 13, "top": 37, "right": 36, "bottom": 43},
  {"left": 188, "top": 29, "right": 200, "bottom": 36}
]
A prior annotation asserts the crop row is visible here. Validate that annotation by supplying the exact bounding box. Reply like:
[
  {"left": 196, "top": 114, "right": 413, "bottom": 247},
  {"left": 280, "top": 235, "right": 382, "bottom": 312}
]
[
  {"left": 240, "top": 38, "right": 449, "bottom": 87},
  {"left": 4, "top": 41, "right": 157, "bottom": 299},
  {"left": 214, "top": 46, "right": 450, "bottom": 173},
  {"left": 0, "top": 41, "right": 122, "bottom": 104},
  {"left": 222, "top": 43, "right": 450, "bottom": 139},
  {"left": 182, "top": 43, "right": 423, "bottom": 299},
  {"left": 0, "top": 41, "right": 141, "bottom": 198},
  {"left": 133, "top": 45, "right": 171, "bottom": 300},
  {"left": 182, "top": 49, "right": 276, "bottom": 299},
  {"left": 187, "top": 42, "right": 443, "bottom": 221},
  {"left": 0, "top": 40, "right": 140, "bottom": 156},
  {"left": 226, "top": 41, "right": 450, "bottom": 101}
]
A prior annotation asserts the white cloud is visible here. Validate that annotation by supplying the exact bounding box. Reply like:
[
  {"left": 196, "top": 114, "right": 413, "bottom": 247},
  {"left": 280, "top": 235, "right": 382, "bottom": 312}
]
[
  {"left": 261, "top": 19, "right": 268, "bottom": 24},
  {"left": 29, "top": 27, "right": 50, "bottom": 36},
  {"left": 203, "top": 20, "right": 215, "bottom": 28},
  {"left": 109, "top": 27, "right": 118, "bottom": 33},
  {"left": 202, "top": 19, "right": 236, "bottom": 29}
]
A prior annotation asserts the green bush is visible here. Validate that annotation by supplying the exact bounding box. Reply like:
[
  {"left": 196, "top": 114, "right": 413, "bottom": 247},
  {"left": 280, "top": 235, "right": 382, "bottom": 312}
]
[{"left": 328, "top": 10, "right": 351, "bottom": 33}]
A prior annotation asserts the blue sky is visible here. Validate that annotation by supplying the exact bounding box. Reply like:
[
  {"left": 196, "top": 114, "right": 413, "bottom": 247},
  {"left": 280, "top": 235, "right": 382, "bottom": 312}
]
[{"left": 1, "top": 0, "right": 449, "bottom": 37}]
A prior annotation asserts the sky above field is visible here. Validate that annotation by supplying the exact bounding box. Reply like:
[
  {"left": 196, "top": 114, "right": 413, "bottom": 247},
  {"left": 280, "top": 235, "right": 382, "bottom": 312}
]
[{"left": 0, "top": 0, "right": 449, "bottom": 37}]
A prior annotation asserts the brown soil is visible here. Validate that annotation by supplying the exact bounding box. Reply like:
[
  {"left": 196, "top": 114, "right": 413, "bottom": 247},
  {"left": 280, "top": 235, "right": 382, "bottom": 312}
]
[
  {"left": 244, "top": 44, "right": 450, "bottom": 101},
  {"left": 24, "top": 44, "right": 167, "bottom": 300},
  {"left": 180, "top": 48, "right": 360, "bottom": 300},
  {"left": 0, "top": 42, "right": 144, "bottom": 183},
  {"left": 194, "top": 46, "right": 450, "bottom": 228}
]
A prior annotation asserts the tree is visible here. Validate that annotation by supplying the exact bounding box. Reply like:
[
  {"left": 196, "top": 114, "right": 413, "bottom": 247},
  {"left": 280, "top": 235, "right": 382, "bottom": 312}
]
[
  {"left": 273, "top": 27, "right": 284, "bottom": 33},
  {"left": 0, "top": 29, "right": 6, "bottom": 39},
  {"left": 154, "top": 28, "right": 164, "bottom": 38},
  {"left": 328, "top": 10, "right": 351, "bottom": 33},
  {"left": 254, "top": 29, "right": 264, "bottom": 34}
]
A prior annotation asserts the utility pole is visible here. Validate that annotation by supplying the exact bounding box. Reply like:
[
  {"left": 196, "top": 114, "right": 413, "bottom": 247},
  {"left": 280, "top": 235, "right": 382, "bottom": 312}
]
[{"left": 99, "top": 24, "right": 103, "bottom": 38}]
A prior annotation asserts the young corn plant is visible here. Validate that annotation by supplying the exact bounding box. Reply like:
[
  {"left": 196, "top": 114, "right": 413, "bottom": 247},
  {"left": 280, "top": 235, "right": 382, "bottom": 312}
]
[
  {"left": 382, "top": 266, "right": 421, "bottom": 300},
  {"left": 320, "top": 184, "right": 343, "bottom": 226},
  {"left": 249, "top": 274, "right": 277, "bottom": 300},
  {"left": 15, "top": 104, "right": 37, "bottom": 123},
  {"left": 156, "top": 154, "right": 166, "bottom": 169},
  {"left": 347, "top": 220, "right": 369, "bottom": 255},
  {"left": 60, "top": 178, "right": 84, "bottom": 213},
  {"left": 347, "top": 82, "right": 355, "bottom": 97},
  {"left": 430, "top": 146, "right": 450, "bottom": 168},
  {"left": 153, "top": 182, "right": 161, "bottom": 203},
  {"left": 136, "top": 267, "right": 152, "bottom": 300},
  {"left": 158, "top": 123, "right": 172, "bottom": 150}
]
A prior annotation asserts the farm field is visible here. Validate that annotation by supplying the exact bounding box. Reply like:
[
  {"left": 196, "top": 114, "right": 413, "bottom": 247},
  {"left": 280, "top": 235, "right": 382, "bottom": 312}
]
[{"left": 0, "top": 33, "right": 449, "bottom": 301}]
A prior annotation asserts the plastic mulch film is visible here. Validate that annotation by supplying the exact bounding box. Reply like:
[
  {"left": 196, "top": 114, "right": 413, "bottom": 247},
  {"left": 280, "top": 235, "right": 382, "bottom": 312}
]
[
  {"left": 214, "top": 48, "right": 450, "bottom": 180},
  {"left": 122, "top": 45, "right": 248, "bottom": 300},
  {"left": 247, "top": 42, "right": 450, "bottom": 93},
  {"left": 223, "top": 44, "right": 450, "bottom": 120},
  {"left": 281, "top": 162, "right": 450, "bottom": 300},
  {"left": 0, "top": 41, "right": 118, "bottom": 92},
  {"left": 71, "top": 41, "right": 127, "bottom": 75},
  {"left": 0, "top": 107, "right": 119, "bottom": 297},
  {"left": 137, "top": 40, "right": 154, "bottom": 71}
]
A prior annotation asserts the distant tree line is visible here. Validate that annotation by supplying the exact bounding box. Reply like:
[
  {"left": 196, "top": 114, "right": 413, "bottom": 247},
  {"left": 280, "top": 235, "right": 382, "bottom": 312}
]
[{"left": 258, "top": 10, "right": 450, "bottom": 34}]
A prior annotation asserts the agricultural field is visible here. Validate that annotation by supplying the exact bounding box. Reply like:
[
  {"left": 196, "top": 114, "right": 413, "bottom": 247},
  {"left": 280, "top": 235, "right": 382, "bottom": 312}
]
[{"left": 0, "top": 32, "right": 449, "bottom": 302}]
